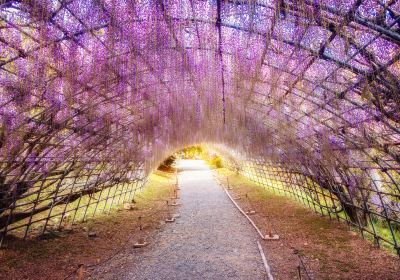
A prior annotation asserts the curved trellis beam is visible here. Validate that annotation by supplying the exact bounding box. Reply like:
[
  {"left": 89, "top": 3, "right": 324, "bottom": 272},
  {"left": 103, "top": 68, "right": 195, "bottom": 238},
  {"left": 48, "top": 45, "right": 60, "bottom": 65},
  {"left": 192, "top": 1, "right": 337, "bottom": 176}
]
[{"left": 0, "top": 0, "right": 399, "bottom": 255}]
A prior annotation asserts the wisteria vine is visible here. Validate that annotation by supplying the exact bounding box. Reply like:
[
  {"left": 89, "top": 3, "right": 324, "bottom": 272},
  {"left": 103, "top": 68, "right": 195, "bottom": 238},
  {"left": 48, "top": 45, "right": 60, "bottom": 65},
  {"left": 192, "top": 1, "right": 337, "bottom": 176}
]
[{"left": 0, "top": 0, "right": 399, "bottom": 253}]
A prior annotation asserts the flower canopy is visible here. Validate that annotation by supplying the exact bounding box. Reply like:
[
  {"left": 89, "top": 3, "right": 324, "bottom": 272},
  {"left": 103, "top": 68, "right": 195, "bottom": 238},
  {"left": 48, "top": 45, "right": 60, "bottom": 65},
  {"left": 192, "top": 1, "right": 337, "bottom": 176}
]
[{"left": 0, "top": 0, "right": 399, "bottom": 252}]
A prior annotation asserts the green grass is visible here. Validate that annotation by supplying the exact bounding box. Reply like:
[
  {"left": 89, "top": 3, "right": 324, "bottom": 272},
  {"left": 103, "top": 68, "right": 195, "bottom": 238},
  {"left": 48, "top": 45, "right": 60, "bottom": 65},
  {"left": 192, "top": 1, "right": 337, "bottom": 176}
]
[{"left": 7, "top": 172, "right": 175, "bottom": 238}]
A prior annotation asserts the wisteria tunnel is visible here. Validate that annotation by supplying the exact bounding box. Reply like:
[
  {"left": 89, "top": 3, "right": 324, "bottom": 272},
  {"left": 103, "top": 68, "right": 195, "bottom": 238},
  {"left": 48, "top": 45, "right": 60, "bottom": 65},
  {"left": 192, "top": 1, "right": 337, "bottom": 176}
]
[{"left": 0, "top": 0, "right": 400, "bottom": 278}]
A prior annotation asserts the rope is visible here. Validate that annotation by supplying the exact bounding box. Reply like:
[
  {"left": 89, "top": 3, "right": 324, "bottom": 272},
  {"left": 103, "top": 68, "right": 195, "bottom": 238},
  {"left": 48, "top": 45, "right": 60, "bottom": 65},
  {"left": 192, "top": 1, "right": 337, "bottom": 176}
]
[{"left": 218, "top": 174, "right": 314, "bottom": 279}]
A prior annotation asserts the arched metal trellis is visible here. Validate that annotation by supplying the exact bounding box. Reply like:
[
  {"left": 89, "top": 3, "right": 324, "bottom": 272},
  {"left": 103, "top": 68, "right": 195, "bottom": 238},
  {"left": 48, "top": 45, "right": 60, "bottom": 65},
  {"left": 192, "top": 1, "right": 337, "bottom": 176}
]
[{"left": 0, "top": 0, "right": 399, "bottom": 255}]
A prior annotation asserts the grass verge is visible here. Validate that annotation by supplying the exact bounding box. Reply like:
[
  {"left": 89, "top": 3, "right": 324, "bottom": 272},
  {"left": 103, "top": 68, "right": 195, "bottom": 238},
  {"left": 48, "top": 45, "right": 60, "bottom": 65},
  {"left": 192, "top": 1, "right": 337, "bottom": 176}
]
[
  {"left": 0, "top": 171, "right": 177, "bottom": 280},
  {"left": 215, "top": 168, "right": 400, "bottom": 280}
]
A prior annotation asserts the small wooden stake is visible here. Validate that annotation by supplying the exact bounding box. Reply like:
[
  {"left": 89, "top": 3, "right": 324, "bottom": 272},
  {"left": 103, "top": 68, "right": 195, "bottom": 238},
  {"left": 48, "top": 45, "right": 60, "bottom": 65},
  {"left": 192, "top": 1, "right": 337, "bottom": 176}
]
[
  {"left": 77, "top": 264, "right": 84, "bottom": 280},
  {"left": 227, "top": 177, "right": 233, "bottom": 190},
  {"left": 138, "top": 216, "right": 143, "bottom": 230}
]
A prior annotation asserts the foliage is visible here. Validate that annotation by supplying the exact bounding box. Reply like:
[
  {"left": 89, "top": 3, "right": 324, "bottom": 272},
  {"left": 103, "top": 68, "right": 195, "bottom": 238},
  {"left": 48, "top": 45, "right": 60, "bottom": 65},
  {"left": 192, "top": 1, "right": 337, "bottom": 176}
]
[
  {"left": 157, "top": 155, "right": 176, "bottom": 173},
  {"left": 209, "top": 156, "right": 223, "bottom": 168},
  {"left": 178, "top": 146, "right": 204, "bottom": 159}
]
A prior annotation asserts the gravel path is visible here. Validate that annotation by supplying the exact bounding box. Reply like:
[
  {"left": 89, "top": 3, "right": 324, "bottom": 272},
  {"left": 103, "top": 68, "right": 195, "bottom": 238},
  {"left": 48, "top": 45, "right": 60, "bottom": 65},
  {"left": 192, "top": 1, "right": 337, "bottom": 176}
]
[{"left": 91, "top": 160, "right": 266, "bottom": 279}]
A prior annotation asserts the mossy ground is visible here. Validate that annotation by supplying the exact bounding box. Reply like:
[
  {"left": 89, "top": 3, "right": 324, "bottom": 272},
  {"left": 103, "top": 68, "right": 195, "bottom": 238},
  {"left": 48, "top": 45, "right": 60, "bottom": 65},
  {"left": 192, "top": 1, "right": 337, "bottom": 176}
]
[{"left": 215, "top": 168, "right": 400, "bottom": 280}]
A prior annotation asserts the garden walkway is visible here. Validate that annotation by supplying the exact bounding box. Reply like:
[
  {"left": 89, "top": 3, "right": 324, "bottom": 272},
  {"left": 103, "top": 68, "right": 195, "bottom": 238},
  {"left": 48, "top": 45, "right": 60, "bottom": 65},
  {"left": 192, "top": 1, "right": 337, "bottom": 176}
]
[{"left": 90, "top": 160, "right": 267, "bottom": 279}]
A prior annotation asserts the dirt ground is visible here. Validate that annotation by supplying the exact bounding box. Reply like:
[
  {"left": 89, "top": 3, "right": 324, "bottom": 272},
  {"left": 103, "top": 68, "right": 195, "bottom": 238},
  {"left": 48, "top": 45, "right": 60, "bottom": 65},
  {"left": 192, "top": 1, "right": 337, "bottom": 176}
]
[
  {"left": 215, "top": 168, "right": 400, "bottom": 280},
  {"left": 0, "top": 171, "right": 177, "bottom": 280}
]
